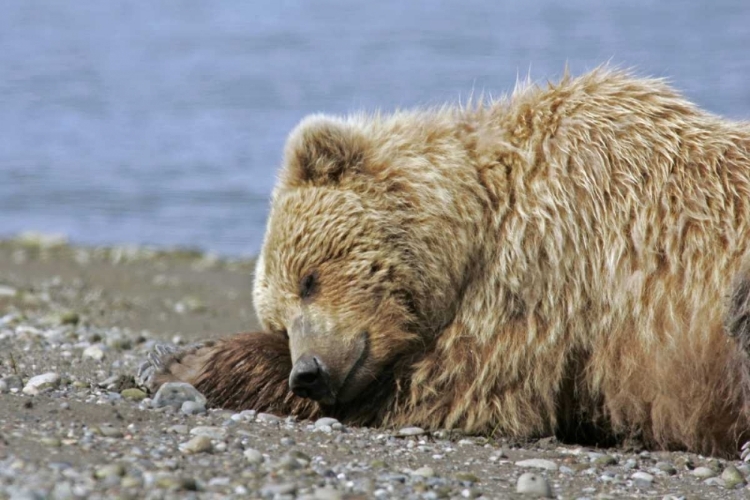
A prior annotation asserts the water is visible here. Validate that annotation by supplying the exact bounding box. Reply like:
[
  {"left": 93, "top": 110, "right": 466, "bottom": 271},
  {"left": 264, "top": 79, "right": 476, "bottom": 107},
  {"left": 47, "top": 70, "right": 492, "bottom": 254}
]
[{"left": 2, "top": 1, "right": 749, "bottom": 257}]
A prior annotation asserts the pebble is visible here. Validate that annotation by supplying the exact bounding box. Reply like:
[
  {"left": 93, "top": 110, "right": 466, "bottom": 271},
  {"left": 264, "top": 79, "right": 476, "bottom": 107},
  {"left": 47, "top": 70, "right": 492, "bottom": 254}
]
[
  {"left": 96, "top": 424, "right": 124, "bottom": 438},
  {"left": 454, "top": 472, "right": 480, "bottom": 483},
  {"left": 631, "top": 471, "right": 654, "bottom": 488},
  {"left": 703, "top": 477, "right": 725, "bottom": 487},
  {"left": 691, "top": 466, "right": 717, "bottom": 479},
  {"left": 315, "top": 417, "right": 340, "bottom": 428},
  {"left": 82, "top": 344, "right": 105, "bottom": 361},
  {"left": 120, "top": 388, "right": 147, "bottom": 401},
  {"left": 516, "top": 459, "right": 559, "bottom": 471},
  {"left": 155, "top": 476, "right": 198, "bottom": 491},
  {"left": 179, "top": 435, "right": 213, "bottom": 454},
  {"left": 94, "top": 463, "right": 126, "bottom": 479},
  {"left": 243, "top": 448, "right": 264, "bottom": 464},
  {"left": 312, "top": 487, "right": 343, "bottom": 500},
  {"left": 58, "top": 311, "right": 80, "bottom": 325},
  {"left": 152, "top": 382, "right": 207, "bottom": 409},
  {"left": 1, "top": 375, "right": 23, "bottom": 392},
  {"left": 166, "top": 424, "right": 189, "bottom": 435},
  {"left": 260, "top": 482, "right": 297, "bottom": 496},
  {"left": 22, "top": 372, "right": 61, "bottom": 395},
  {"left": 655, "top": 461, "right": 677, "bottom": 475},
  {"left": 40, "top": 437, "right": 62, "bottom": 447},
  {"left": 189, "top": 426, "right": 226, "bottom": 440},
  {"left": 516, "top": 472, "right": 552, "bottom": 498},
  {"left": 397, "top": 426, "right": 425, "bottom": 437},
  {"left": 181, "top": 400, "right": 207, "bottom": 415},
  {"left": 412, "top": 466, "right": 435, "bottom": 478},
  {"left": 0, "top": 285, "right": 17, "bottom": 297},
  {"left": 257, "top": 412, "right": 281, "bottom": 423},
  {"left": 721, "top": 465, "right": 746, "bottom": 488},
  {"left": 593, "top": 455, "right": 617, "bottom": 466}
]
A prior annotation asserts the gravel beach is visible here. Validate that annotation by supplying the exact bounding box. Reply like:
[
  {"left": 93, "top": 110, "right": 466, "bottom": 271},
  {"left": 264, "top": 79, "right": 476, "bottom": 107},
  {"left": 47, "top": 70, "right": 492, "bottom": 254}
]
[{"left": 1, "top": 235, "right": 750, "bottom": 499}]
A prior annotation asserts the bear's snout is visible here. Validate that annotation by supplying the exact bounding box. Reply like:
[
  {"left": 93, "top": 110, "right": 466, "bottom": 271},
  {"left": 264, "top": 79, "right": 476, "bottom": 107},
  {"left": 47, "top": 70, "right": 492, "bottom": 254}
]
[{"left": 289, "top": 353, "right": 332, "bottom": 402}]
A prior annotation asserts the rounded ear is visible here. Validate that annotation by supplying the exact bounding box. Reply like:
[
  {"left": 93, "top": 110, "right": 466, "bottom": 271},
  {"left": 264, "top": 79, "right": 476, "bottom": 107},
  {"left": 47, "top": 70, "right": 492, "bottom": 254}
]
[{"left": 282, "top": 115, "right": 369, "bottom": 186}]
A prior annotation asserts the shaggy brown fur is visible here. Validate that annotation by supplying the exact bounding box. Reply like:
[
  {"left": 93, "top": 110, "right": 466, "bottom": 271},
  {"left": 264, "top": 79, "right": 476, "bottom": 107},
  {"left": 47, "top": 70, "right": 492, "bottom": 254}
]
[{"left": 147, "top": 67, "right": 750, "bottom": 458}]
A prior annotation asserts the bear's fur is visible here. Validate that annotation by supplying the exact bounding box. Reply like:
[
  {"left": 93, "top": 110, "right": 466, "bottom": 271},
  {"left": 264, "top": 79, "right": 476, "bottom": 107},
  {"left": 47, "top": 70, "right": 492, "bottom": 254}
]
[{"left": 146, "top": 67, "right": 750, "bottom": 458}]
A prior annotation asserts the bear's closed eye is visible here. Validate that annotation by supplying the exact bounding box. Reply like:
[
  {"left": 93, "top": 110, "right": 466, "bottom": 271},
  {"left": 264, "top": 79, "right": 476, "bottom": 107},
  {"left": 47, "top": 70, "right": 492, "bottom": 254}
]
[{"left": 299, "top": 271, "right": 317, "bottom": 299}]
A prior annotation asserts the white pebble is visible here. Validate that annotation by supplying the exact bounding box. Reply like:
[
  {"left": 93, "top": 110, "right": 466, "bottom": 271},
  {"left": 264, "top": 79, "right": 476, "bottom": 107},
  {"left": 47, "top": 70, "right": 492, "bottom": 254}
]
[
  {"left": 257, "top": 412, "right": 281, "bottom": 423},
  {"left": 243, "top": 448, "right": 264, "bottom": 464},
  {"left": 515, "top": 459, "right": 558, "bottom": 471},
  {"left": 315, "top": 417, "right": 340, "bottom": 428},
  {"left": 82, "top": 344, "right": 106, "bottom": 361},
  {"left": 631, "top": 471, "right": 655, "bottom": 487},
  {"left": 181, "top": 400, "right": 206, "bottom": 415},
  {"left": 189, "top": 426, "right": 226, "bottom": 440},
  {"left": 397, "top": 427, "right": 425, "bottom": 437},
  {"left": 22, "top": 372, "right": 61, "bottom": 395},
  {"left": 516, "top": 472, "right": 552, "bottom": 497},
  {"left": 692, "top": 466, "right": 716, "bottom": 479},
  {"left": 412, "top": 466, "right": 435, "bottom": 478}
]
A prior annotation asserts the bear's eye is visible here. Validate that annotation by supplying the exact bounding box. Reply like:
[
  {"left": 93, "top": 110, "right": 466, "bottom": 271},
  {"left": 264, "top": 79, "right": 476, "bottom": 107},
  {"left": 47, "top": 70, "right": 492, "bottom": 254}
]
[{"left": 299, "top": 271, "right": 318, "bottom": 299}]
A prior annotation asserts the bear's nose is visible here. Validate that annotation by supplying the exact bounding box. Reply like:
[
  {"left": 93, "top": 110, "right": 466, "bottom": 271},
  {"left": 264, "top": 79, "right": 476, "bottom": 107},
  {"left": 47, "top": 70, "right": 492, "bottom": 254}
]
[{"left": 289, "top": 354, "right": 331, "bottom": 401}]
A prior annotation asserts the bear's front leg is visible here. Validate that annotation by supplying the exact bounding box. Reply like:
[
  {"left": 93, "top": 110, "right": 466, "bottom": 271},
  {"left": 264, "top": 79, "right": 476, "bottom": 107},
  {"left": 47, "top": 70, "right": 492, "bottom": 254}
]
[{"left": 137, "top": 332, "right": 321, "bottom": 419}]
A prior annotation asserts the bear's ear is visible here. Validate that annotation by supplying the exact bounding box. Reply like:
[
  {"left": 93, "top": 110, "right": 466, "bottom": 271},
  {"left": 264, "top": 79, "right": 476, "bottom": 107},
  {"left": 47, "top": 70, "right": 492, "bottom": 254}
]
[{"left": 282, "top": 115, "right": 369, "bottom": 186}]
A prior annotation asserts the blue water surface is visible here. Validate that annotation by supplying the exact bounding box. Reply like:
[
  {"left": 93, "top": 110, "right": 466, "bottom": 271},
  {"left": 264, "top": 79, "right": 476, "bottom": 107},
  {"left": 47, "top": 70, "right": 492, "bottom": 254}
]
[{"left": 1, "top": 1, "right": 749, "bottom": 256}]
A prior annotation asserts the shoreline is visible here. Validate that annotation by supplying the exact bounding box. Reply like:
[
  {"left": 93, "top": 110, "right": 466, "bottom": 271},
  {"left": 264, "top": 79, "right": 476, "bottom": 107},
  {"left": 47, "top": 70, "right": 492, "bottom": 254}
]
[{"left": 1, "top": 237, "right": 750, "bottom": 498}]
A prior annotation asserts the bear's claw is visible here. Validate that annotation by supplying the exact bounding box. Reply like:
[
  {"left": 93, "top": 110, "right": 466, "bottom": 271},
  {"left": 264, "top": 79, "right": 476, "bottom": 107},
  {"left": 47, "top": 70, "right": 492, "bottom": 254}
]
[{"left": 136, "top": 341, "right": 208, "bottom": 392}]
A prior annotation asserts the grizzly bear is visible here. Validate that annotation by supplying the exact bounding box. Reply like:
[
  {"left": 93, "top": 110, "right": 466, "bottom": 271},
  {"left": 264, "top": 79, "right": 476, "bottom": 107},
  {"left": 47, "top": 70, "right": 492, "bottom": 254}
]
[{"left": 140, "top": 67, "right": 750, "bottom": 459}]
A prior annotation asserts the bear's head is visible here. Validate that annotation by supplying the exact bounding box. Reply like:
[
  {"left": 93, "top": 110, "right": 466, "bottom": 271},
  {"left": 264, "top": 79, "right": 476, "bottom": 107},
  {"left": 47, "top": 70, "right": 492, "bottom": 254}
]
[{"left": 253, "top": 113, "right": 481, "bottom": 405}]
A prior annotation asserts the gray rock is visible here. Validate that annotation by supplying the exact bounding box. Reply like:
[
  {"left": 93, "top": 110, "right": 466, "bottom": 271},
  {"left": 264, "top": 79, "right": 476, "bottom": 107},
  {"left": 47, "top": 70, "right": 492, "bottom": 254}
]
[
  {"left": 152, "top": 382, "right": 207, "bottom": 409},
  {"left": 97, "top": 424, "right": 124, "bottom": 438},
  {"left": 189, "top": 426, "right": 226, "bottom": 440},
  {"left": 516, "top": 459, "right": 558, "bottom": 471},
  {"left": 593, "top": 455, "right": 617, "bottom": 466},
  {"left": 260, "top": 483, "right": 297, "bottom": 496},
  {"left": 179, "top": 435, "right": 213, "bottom": 454},
  {"left": 315, "top": 417, "right": 340, "bottom": 428},
  {"left": 180, "top": 400, "right": 206, "bottom": 415},
  {"left": 50, "top": 481, "right": 76, "bottom": 500},
  {"left": 94, "top": 463, "right": 126, "bottom": 479},
  {"left": 1, "top": 375, "right": 23, "bottom": 392},
  {"left": 703, "top": 477, "right": 725, "bottom": 487},
  {"left": 721, "top": 465, "right": 746, "bottom": 488},
  {"left": 516, "top": 472, "right": 552, "bottom": 497},
  {"left": 692, "top": 466, "right": 717, "bottom": 479},
  {"left": 412, "top": 466, "right": 435, "bottom": 478},
  {"left": 22, "top": 372, "right": 61, "bottom": 395},
  {"left": 243, "top": 448, "right": 264, "bottom": 465},
  {"left": 82, "top": 344, "right": 105, "bottom": 361},
  {"left": 631, "top": 471, "right": 654, "bottom": 488},
  {"left": 655, "top": 461, "right": 677, "bottom": 475},
  {"left": 257, "top": 412, "right": 281, "bottom": 423},
  {"left": 397, "top": 426, "right": 425, "bottom": 437},
  {"left": 313, "top": 487, "right": 343, "bottom": 500}
]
